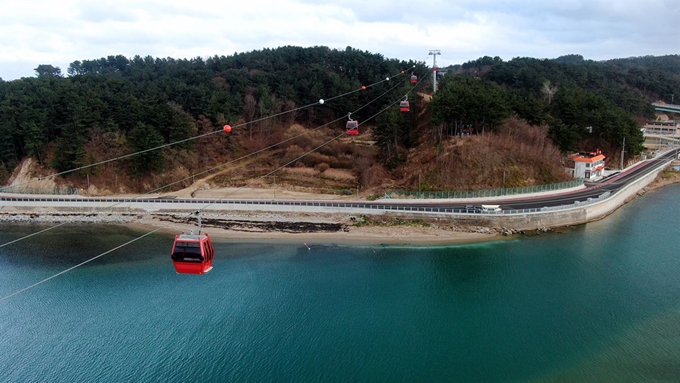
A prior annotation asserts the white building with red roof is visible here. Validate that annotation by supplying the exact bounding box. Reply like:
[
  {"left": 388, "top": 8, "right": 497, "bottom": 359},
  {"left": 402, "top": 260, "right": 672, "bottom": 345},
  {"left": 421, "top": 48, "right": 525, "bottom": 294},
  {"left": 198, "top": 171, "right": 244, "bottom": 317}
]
[{"left": 570, "top": 149, "right": 605, "bottom": 180}]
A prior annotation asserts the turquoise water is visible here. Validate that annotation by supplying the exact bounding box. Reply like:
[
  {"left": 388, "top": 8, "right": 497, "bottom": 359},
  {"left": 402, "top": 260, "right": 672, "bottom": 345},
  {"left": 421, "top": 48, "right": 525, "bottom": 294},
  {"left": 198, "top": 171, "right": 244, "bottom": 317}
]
[{"left": 2, "top": 185, "right": 680, "bottom": 382}]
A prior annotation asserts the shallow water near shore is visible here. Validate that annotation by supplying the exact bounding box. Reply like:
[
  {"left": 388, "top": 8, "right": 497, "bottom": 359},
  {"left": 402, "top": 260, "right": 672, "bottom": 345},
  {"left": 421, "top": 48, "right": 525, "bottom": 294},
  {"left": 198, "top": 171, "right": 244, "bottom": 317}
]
[{"left": 2, "top": 184, "right": 680, "bottom": 382}]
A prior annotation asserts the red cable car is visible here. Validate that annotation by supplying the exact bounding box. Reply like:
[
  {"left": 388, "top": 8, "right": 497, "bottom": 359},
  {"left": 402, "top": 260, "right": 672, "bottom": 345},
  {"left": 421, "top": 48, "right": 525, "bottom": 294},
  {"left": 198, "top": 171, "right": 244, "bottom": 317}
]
[
  {"left": 399, "top": 100, "right": 410, "bottom": 112},
  {"left": 171, "top": 212, "right": 214, "bottom": 274},
  {"left": 346, "top": 112, "right": 359, "bottom": 135},
  {"left": 346, "top": 120, "right": 359, "bottom": 135},
  {"left": 410, "top": 75, "right": 417, "bottom": 84}
]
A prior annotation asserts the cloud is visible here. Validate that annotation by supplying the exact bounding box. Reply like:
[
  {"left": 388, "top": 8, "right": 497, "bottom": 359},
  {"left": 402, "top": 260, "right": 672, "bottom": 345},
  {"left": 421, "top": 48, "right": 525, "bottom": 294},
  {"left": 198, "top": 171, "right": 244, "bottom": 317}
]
[{"left": 0, "top": 0, "right": 677, "bottom": 80}]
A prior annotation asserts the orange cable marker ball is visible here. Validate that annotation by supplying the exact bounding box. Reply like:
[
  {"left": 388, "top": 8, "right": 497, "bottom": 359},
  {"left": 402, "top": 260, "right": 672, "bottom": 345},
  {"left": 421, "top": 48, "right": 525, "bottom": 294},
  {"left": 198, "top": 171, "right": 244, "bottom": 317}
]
[
  {"left": 223, "top": 124, "right": 232, "bottom": 133},
  {"left": 361, "top": 86, "right": 366, "bottom": 90}
]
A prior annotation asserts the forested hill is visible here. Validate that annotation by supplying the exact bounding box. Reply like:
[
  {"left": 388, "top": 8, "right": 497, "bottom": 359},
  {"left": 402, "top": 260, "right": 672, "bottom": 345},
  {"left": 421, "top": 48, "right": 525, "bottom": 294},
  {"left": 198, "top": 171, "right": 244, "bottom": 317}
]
[
  {"left": 0, "top": 48, "right": 677, "bottom": 194},
  {"left": 444, "top": 54, "right": 680, "bottom": 153},
  {"left": 0, "top": 46, "right": 424, "bottom": 183}
]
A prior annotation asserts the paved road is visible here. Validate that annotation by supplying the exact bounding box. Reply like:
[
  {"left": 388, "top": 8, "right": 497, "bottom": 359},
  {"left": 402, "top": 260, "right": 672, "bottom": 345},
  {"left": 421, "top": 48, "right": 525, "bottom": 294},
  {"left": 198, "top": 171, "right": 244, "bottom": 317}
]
[{"left": 1, "top": 149, "right": 677, "bottom": 215}]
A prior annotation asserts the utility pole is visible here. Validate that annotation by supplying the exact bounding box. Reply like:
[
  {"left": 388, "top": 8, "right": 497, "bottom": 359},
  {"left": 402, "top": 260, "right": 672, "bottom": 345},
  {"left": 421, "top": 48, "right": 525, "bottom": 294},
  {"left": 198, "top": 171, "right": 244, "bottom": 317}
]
[
  {"left": 620, "top": 136, "right": 626, "bottom": 170},
  {"left": 429, "top": 50, "right": 441, "bottom": 93}
]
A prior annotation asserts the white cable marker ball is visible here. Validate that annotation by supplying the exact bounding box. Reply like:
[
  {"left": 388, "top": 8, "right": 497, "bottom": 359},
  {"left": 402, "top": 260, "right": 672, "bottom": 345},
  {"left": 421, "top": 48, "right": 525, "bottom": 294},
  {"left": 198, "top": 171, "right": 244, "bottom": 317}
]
[
  {"left": 386, "top": 77, "right": 390, "bottom": 81},
  {"left": 319, "top": 99, "right": 324, "bottom": 104}
]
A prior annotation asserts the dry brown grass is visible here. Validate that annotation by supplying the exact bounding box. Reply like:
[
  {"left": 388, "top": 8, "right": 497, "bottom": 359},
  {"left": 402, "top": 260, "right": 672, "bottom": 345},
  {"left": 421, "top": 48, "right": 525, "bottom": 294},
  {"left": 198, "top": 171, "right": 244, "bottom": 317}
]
[
  {"left": 400, "top": 117, "right": 572, "bottom": 191},
  {"left": 285, "top": 167, "right": 317, "bottom": 177},
  {"left": 320, "top": 168, "right": 355, "bottom": 181},
  {"left": 273, "top": 167, "right": 355, "bottom": 192}
]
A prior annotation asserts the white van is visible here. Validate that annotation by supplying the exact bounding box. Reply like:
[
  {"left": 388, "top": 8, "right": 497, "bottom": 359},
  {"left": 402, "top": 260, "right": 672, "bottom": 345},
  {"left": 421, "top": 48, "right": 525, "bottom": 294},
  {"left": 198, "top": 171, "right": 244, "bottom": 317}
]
[{"left": 481, "top": 204, "right": 502, "bottom": 213}]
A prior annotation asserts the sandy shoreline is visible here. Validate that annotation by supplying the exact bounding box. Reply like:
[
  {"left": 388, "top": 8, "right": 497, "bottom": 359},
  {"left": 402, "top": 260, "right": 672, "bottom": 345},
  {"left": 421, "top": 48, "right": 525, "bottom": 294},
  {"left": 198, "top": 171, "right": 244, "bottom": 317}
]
[
  {"left": 0, "top": 209, "right": 504, "bottom": 246},
  {"left": 159, "top": 218, "right": 501, "bottom": 246},
  {"left": 136, "top": 220, "right": 502, "bottom": 247}
]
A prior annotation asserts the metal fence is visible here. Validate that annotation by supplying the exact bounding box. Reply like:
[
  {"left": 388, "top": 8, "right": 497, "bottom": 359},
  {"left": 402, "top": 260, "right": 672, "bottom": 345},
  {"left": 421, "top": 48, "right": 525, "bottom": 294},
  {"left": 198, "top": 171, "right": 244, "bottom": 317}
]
[
  {"left": 385, "top": 178, "right": 584, "bottom": 200},
  {"left": 0, "top": 186, "right": 79, "bottom": 195}
]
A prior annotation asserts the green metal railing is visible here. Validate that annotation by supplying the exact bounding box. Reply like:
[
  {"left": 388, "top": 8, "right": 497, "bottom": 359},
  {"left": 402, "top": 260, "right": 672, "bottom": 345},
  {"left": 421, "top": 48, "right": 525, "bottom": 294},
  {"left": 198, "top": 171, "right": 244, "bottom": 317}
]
[{"left": 385, "top": 178, "right": 584, "bottom": 200}]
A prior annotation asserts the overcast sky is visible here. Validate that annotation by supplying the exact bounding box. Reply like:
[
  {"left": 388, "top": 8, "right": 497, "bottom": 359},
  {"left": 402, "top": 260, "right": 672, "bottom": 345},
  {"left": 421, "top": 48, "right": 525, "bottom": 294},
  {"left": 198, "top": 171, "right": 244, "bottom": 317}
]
[{"left": 1, "top": 0, "right": 677, "bottom": 80}]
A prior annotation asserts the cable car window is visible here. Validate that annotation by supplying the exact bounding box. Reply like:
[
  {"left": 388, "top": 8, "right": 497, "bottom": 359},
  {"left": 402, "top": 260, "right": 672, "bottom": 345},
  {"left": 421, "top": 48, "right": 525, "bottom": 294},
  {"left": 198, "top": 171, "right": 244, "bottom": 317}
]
[{"left": 172, "top": 242, "right": 204, "bottom": 262}]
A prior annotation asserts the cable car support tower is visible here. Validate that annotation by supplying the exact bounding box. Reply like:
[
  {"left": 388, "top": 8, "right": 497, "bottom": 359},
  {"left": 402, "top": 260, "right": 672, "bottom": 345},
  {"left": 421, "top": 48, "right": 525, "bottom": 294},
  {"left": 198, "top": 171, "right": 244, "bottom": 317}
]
[{"left": 429, "top": 50, "right": 441, "bottom": 93}]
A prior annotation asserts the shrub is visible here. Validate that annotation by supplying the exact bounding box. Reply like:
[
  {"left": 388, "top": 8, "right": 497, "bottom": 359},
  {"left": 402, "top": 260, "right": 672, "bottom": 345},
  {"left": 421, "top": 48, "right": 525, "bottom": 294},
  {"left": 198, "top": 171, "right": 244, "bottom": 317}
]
[{"left": 316, "top": 162, "right": 330, "bottom": 173}]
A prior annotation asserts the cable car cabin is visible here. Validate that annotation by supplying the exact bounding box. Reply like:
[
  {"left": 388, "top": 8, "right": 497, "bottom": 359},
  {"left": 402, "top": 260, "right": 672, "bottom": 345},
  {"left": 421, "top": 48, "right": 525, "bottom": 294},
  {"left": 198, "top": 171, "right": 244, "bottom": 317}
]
[
  {"left": 399, "top": 100, "right": 410, "bottom": 112},
  {"left": 410, "top": 75, "right": 417, "bottom": 84},
  {"left": 171, "top": 232, "right": 214, "bottom": 274},
  {"left": 346, "top": 120, "right": 359, "bottom": 135}
]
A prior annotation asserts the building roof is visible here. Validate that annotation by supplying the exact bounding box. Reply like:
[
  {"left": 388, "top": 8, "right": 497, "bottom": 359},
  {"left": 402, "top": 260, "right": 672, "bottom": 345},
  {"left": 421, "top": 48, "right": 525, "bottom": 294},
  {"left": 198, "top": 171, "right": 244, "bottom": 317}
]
[{"left": 570, "top": 153, "right": 605, "bottom": 163}]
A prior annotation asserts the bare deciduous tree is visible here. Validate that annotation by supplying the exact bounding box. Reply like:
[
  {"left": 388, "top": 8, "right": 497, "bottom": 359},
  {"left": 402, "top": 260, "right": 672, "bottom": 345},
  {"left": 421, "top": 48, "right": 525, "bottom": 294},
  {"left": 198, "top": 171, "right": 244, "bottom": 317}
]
[{"left": 541, "top": 80, "right": 558, "bottom": 105}]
